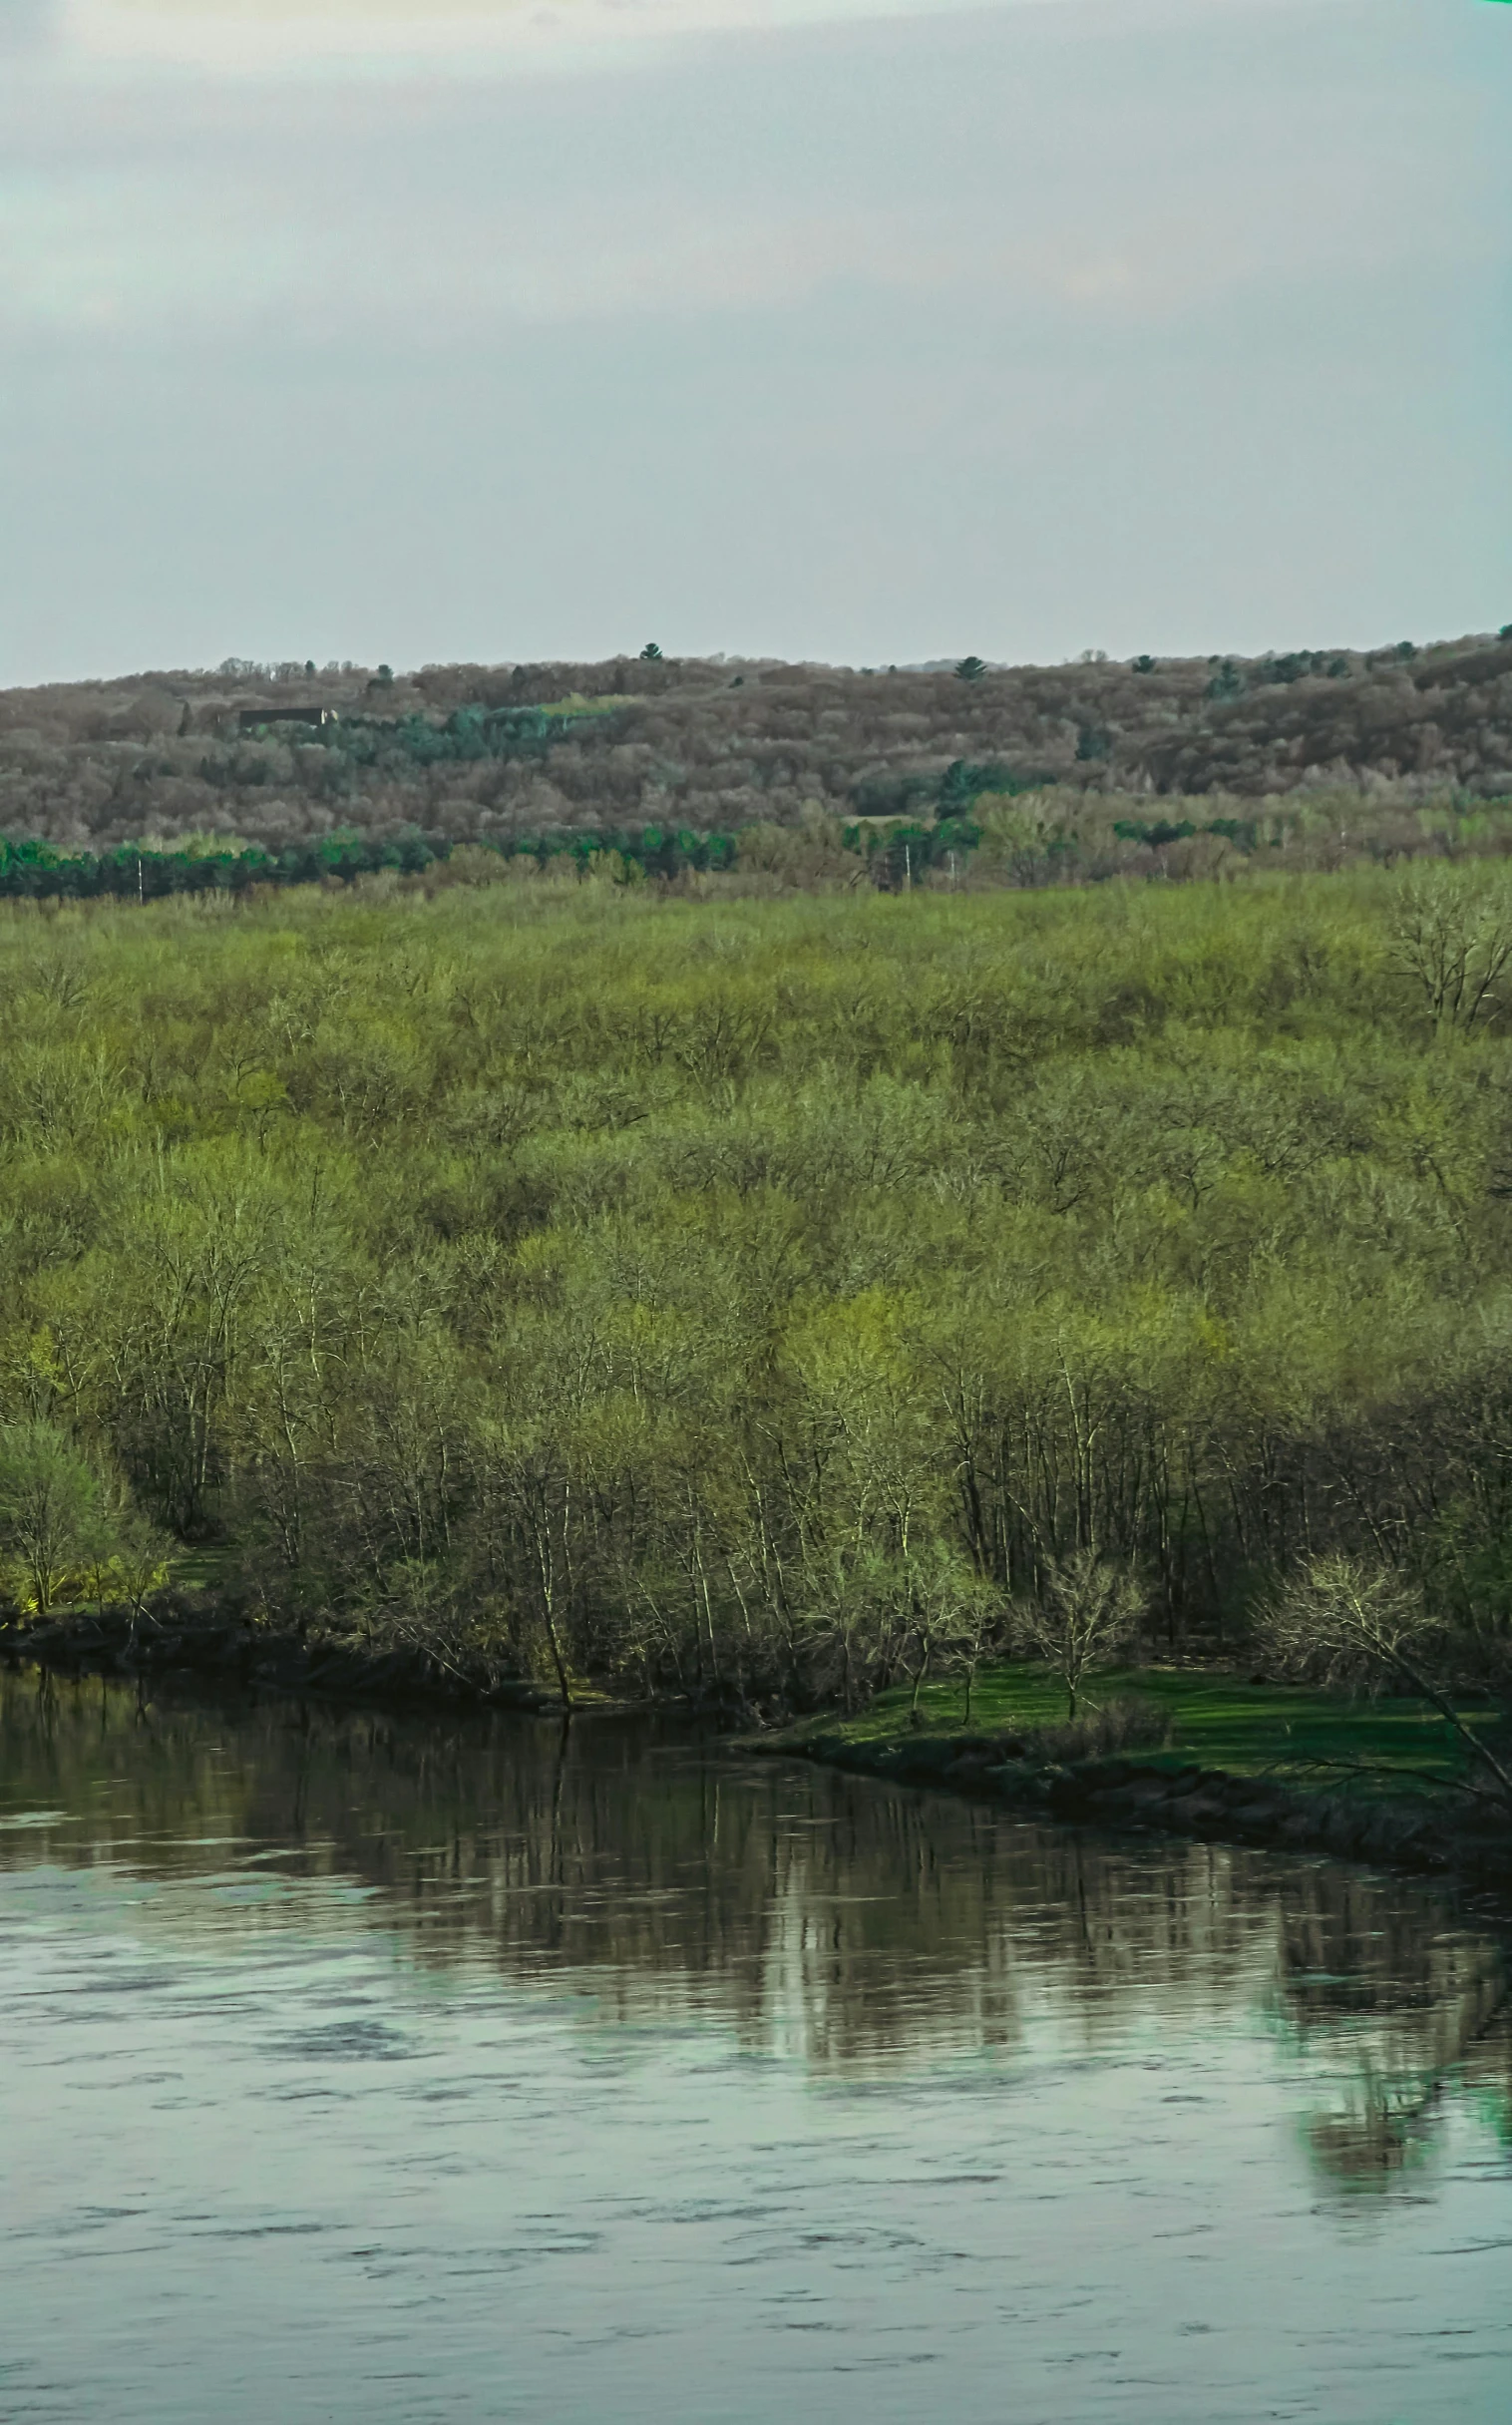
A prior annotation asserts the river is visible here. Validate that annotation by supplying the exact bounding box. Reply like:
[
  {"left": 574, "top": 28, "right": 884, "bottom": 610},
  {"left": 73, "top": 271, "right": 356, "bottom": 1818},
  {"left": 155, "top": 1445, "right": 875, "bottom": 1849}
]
[{"left": 1, "top": 1667, "right": 1509, "bottom": 2422}]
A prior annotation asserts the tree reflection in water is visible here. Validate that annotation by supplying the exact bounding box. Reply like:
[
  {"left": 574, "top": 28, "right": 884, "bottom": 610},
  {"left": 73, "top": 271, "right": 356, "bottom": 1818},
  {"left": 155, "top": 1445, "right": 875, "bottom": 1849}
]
[{"left": 3, "top": 1664, "right": 1508, "bottom": 2191}]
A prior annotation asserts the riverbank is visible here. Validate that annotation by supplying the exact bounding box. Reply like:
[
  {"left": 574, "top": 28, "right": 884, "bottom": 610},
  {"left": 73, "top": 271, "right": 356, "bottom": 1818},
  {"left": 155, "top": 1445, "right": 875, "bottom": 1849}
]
[
  {"left": 0, "top": 1597, "right": 566, "bottom": 1716},
  {"left": 9, "top": 1606, "right": 1511, "bottom": 1889},
  {"left": 747, "top": 1667, "right": 1512, "bottom": 1890}
]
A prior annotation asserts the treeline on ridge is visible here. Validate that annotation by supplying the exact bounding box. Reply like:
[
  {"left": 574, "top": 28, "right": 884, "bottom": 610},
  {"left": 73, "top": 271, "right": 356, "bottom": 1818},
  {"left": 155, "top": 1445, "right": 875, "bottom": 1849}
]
[{"left": 4, "top": 627, "right": 1511, "bottom": 869}]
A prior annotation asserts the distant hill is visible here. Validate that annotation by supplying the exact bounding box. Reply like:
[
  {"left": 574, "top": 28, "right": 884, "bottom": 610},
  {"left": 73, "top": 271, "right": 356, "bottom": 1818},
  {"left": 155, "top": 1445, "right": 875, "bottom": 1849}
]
[{"left": 2, "top": 633, "right": 1510, "bottom": 854}]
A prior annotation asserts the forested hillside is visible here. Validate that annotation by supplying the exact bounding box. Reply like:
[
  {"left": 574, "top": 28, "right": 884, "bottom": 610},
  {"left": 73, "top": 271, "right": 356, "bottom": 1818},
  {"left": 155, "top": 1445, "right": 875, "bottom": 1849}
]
[
  {"left": 4, "top": 629, "right": 1511, "bottom": 862},
  {"left": 4, "top": 870, "right": 1512, "bottom": 1704}
]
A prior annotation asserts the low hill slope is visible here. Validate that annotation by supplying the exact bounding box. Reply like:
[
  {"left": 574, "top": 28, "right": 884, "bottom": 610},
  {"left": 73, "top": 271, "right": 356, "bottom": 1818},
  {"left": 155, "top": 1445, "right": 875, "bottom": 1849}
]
[{"left": 2, "top": 632, "right": 1510, "bottom": 854}]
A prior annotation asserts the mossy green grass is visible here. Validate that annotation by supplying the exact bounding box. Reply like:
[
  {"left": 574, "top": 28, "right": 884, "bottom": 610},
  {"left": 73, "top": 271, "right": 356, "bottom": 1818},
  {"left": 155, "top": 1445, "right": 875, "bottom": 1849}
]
[{"left": 775, "top": 1665, "right": 1498, "bottom": 1799}]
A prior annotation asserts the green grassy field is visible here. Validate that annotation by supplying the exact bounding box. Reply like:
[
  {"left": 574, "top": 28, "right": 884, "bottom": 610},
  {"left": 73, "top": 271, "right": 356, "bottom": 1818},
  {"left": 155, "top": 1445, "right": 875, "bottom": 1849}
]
[{"left": 780, "top": 1665, "right": 1494, "bottom": 1797}]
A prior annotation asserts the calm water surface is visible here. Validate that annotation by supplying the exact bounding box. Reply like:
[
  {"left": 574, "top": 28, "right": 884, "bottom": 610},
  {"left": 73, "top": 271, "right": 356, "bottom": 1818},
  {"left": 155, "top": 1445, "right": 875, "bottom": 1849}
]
[{"left": 1, "top": 1669, "right": 1510, "bottom": 2424}]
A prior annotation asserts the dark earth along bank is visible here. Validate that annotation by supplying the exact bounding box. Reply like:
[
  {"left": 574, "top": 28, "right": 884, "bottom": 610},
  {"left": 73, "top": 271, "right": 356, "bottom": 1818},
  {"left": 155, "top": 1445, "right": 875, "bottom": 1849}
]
[{"left": 0, "top": 1598, "right": 562, "bottom": 1717}]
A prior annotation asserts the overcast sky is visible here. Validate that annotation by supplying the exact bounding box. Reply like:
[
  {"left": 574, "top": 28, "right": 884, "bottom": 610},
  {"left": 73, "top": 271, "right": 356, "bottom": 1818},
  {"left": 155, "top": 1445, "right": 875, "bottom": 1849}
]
[{"left": 1, "top": 0, "right": 1507, "bottom": 682}]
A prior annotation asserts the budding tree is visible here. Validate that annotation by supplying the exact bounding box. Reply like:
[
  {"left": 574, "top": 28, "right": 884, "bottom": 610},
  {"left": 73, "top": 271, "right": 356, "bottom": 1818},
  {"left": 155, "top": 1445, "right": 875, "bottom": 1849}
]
[
  {"left": 1259, "top": 1552, "right": 1512, "bottom": 1807},
  {"left": 1013, "top": 1549, "right": 1145, "bottom": 1719},
  {"left": 1391, "top": 869, "right": 1512, "bottom": 1032},
  {"left": 0, "top": 1421, "right": 106, "bottom": 1614}
]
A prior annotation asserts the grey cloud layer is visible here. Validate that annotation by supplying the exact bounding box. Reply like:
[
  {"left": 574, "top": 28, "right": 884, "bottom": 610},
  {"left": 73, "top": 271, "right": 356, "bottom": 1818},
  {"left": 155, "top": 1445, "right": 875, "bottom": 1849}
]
[
  {"left": 1, "top": 0, "right": 1507, "bottom": 677},
  {"left": 4, "top": 1, "right": 1482, "bottom": 335}
]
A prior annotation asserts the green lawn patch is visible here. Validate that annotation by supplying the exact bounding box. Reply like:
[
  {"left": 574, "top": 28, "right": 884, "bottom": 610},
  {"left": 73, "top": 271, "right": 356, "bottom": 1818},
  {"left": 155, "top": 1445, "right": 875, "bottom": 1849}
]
[
  {"left": 168, "top": 1546, "right": 235, "bottom": 1593},
  {"left": 777, "top": 1664, "right": 1494, "bottom": 1797}
]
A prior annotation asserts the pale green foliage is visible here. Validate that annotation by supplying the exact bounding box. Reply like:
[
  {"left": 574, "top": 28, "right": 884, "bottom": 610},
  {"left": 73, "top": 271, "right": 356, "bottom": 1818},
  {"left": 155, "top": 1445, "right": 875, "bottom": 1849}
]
[
  {"left": 2, "top": 868, "right": 1512, "bottom": 1707},
  {"left": 0, "top": 1419, "right": 174, "bottom": 1618},
  {"left": 0, "top": 1421, "right": 105, "bottom": 1612},
  {"left": 1259, "top": 1553, "right": 1432, "bottom": 1691},
  {"left": 88, "top": 1522, "right": 177, "bottom": 1626}
]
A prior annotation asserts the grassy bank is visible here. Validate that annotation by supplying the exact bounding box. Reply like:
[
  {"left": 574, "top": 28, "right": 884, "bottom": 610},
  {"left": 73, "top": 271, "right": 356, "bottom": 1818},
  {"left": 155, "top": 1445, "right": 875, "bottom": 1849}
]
[
  {"left": 752, "top": 1663, "right": 1512, "bottom": 1889},
  {"left": 770, "top": 1664, "right": 1502, "bottom": 1802}
]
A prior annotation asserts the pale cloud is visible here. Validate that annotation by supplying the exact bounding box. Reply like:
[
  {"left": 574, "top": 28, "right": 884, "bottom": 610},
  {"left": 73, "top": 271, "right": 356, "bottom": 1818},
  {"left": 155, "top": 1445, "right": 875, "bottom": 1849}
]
[
  {"left": 2, "top": 1, "right": 1486, "bottom": 341},
  {"left": 68, "top": 0, "right": 1062, "bottom": 69},
  {"left": 59, "top": 0, "right": 1361, "bottom": 73},
  {"left": 1, "top": 0, "right": 1507, "bottom": 679},
  {"left": 0, "top": 0, "right": 57, "bottom": 53}
]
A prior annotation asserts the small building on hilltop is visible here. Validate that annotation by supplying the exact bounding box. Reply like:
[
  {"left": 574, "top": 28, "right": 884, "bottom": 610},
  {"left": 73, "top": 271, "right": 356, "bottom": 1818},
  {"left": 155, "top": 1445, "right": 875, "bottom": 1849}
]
[{"left": 236, "top": 705, "right": 341, "bottom": 732}]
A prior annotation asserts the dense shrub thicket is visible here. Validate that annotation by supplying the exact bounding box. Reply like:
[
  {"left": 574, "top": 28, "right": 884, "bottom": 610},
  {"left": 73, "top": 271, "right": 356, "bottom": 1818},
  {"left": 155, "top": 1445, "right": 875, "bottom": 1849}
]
[
  {"left": 4, "top": 868, "right": 1512, "bottom": 1704},
  {"left": 4, "top": 630, "right": 1511, "bottom": 863}
]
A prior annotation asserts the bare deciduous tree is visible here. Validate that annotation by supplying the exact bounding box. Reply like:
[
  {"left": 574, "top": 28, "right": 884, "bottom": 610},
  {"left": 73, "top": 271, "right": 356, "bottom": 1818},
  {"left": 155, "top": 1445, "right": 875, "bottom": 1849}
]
[
  {"left": 1391, "top": 870, "right": 1512, "bottom": 1032},
  {"left": 1013, "top": 1550, "right": 1145, "bottom": 1719},
  {"left": 1259, "top": 1553, "right": 1512, "bottom": 1807}
]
